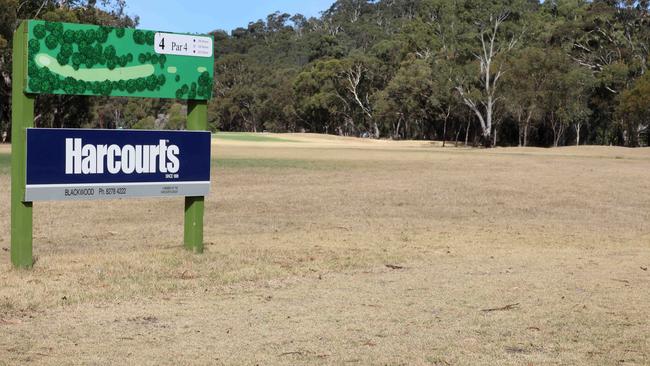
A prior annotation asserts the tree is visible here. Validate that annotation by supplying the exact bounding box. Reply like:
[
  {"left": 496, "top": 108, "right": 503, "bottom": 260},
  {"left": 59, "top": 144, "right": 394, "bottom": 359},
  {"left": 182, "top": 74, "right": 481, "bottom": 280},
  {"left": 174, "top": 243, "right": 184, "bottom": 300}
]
[
  {"left": 548, "top": 0, "right": 649, "bottom": 145},
  {"left": 431, "top": 60, "right": 458, "bottom": 146},
  {"left": 339, "top": 55, "right": 380, "bottom": 138},
  {"left": 452, "top": 1, "right": 527, "bottom": 147},
  {"left": 205, "top": 0, "right": 650, "bottom": 147},
  {"left": 166, "top": 103, "right": 185, "bottom": 130},
  {"left": 294, "top": 59, "right": 352, "bottom": 135},
  {"left": 617, "top": 73, "right": 650, "bottom": 147},
  {"left": 541, "top": 53, "right": 594, "bottom": 147},
  {"left": 376, "top": 59, "right": 435, "bottom": 140},
  {"left": 132, "top": 116, "right": 155, "bottom": 130},
  {"left": 502, "top": 47, "right": 546, "bottom": 147}
]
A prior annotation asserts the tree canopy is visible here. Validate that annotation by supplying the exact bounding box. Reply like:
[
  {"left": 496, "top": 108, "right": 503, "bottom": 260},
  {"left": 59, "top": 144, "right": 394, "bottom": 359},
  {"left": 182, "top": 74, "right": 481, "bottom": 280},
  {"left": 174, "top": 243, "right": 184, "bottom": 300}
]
[
  {"left": 1, "top": 0, "right": 648, "bottom": 147},
  {"left": 211, "top": 0, "right": 650, "bottom": 147}
]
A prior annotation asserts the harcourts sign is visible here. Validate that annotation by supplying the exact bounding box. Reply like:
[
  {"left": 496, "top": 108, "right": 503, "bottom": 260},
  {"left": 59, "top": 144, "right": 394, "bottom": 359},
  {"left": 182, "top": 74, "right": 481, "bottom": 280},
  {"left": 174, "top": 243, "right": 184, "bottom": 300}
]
[
  {"left": 11, "top": 20, "right": 213, "bottom": 268},
  {"left": 25, "top": 128, "right": 211, "bottom": 201}
]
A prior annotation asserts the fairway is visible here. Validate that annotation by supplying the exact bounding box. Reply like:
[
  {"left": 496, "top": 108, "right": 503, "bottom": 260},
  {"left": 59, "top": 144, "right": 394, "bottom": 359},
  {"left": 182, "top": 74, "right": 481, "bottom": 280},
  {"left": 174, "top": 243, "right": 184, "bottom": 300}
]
[
  {"left": 214, "top": 132, "right": 300, "bottom": 143},
  {"left": 0, "top": 136, "right": 649, "bottom": 365}
]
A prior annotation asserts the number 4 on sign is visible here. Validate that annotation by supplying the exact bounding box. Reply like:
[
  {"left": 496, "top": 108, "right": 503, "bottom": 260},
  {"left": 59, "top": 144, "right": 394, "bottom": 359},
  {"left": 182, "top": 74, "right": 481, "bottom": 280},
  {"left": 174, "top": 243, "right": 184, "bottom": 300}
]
[{"left": 154, "top": 32, "right": 212, "bottom": 57}]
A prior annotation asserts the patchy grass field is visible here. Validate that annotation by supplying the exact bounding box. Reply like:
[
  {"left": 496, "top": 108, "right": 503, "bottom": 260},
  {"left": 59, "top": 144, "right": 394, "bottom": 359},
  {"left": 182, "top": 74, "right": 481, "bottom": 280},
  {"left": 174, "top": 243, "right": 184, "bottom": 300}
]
[{"left": 0, "top": 136, "right": 649, "bottom": 365}]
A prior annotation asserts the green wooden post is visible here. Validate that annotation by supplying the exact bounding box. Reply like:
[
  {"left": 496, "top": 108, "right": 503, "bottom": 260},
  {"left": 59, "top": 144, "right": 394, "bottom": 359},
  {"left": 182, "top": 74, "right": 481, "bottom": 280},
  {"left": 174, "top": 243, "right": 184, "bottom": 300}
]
[
  {"left": 11, "top": 21, "right": 34, "bottom": 268},
  {"left": 184, "top": 100, "right": 207, "bottom": 253}
]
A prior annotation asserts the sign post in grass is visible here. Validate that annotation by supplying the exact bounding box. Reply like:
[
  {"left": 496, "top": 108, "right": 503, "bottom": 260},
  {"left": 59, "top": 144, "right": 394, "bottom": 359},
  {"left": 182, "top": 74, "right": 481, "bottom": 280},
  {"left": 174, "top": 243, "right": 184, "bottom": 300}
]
[
  {"left": 184, "top": 101, "right": 208, "bottom": 253},
  {"left": 11, "top": 20, "right": 214, "bottom": 268},
  {"left": 11, "top": 22, "right": 34, "bottom": 268}
]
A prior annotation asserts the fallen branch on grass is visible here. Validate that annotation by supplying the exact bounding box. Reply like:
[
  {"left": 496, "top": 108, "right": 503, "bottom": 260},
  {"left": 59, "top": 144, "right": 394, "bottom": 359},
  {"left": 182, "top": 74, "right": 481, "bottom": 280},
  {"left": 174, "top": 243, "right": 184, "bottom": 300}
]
[
  {"left": 385, "top": 264, "right": 404, "bottom": 270},
  {"left": 0, "top": 318, "right": 21, "bottom": 325},
  {"left": 612, "top": 279, "right": 630, "bottom": 284},
  {"left": 481, "top": 303, "right": 520, "bottom": 312},
  {"left": 279, "top": 351, "right": 304, "bottom": 357}
]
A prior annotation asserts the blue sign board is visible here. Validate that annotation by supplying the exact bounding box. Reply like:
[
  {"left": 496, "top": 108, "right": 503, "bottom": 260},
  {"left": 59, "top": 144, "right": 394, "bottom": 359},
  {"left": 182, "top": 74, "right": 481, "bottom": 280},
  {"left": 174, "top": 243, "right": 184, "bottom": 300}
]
[{"left": 25, "top": 128, "right": 211, "bottom": 201}]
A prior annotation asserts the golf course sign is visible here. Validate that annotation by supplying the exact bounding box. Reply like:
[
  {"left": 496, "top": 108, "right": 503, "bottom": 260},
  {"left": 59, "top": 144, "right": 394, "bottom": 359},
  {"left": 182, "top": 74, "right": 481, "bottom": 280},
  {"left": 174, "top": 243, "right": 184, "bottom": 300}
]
[{"left": 11, "top": 20, "right": 213, "bottom": 268}]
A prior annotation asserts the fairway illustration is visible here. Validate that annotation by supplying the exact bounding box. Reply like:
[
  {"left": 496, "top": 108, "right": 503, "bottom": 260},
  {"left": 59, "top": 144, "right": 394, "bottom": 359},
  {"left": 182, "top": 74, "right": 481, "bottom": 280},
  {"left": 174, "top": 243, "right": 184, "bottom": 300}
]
[{"left": 26, "top": 20, "right": 213, "bottom": 100}]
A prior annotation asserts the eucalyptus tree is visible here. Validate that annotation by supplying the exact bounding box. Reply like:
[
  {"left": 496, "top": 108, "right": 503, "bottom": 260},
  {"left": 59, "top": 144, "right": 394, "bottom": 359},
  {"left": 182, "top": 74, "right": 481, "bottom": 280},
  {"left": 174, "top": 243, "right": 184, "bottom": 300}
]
[
  {"left": 211, "top": 54, "right": 260, "bottom": 132},
  {"left": 540, "top": 50, "right": 594, "bottom": 147},
  {"left": 616, "top": 73, "right": 650, "bottom": 146},
  {"left": 548, "top": 0, "right": 649, "bottom": 144},
  {"left": 502, "top": 47, "right": 547, "bottom": 146},
  {"left": 339, "top": 55, "right": 381, "bottom": 137},
  {"left": 449, "top": 0, "right": 531, "bottom": 147},
  {"left": 375, "top": 59, "right": 435, "bottom": 139},
  {"left": 294, "top": 59, "right": 355, "bottom": 135}
]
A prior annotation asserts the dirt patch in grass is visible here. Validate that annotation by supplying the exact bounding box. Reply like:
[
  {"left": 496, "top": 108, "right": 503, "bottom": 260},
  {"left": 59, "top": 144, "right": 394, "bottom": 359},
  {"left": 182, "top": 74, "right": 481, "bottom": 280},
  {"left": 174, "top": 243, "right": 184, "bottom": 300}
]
[{"left": 0, "top": 136, "right": 648, "bottom": 365}]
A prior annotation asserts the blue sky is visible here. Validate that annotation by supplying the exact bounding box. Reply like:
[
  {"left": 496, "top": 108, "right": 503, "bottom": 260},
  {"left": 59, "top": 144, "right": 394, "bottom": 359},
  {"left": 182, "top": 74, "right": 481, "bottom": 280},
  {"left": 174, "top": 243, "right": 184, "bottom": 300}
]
[{"left": 125, "top": 0, "right": 336, "bottom": 34}]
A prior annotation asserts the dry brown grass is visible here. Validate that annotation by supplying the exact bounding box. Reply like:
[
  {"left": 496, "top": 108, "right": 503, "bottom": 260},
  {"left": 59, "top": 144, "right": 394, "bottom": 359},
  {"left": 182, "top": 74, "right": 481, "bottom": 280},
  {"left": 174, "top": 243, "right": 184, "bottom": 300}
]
[{"left": 0, "top": 135, "right": 649, "bottom": 365}]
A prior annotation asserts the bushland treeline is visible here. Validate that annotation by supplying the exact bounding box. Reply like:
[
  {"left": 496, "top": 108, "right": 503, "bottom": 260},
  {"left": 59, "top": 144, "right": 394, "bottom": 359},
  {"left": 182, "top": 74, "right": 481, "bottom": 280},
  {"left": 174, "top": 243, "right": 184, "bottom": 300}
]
[{"left": 1, "top": 0, "right": 649, "bottom": 147}]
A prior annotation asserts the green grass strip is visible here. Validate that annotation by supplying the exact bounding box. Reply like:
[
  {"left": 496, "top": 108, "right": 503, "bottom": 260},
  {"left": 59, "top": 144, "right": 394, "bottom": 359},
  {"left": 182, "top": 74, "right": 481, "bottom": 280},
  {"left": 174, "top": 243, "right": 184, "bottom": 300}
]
[
  {"left": 214, "top": 133, "right": 299, "bottom": 143},
  {"left": 213, "top": 157, "right": 354, "bottom": 170}
]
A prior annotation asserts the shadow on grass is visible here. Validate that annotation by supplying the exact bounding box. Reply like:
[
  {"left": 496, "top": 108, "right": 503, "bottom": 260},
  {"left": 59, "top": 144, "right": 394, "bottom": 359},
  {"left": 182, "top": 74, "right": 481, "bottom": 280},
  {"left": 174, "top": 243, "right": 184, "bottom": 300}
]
[{"left": 214, "top": 133, "right": 300, "bottom": 143}]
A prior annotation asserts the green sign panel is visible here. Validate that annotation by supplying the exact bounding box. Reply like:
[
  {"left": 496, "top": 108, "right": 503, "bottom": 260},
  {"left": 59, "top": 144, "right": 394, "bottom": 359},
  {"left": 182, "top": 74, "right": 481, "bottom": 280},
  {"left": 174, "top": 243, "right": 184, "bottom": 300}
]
[{"left": 25, "top": 20, "right": 214, "bottom": 100}]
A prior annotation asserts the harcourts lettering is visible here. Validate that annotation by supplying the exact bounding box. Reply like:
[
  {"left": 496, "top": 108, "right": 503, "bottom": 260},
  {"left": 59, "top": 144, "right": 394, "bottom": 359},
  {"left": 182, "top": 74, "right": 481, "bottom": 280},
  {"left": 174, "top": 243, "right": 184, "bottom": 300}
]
[
  {"left": 65, "top": 139, "right": 180, "bottom": 175},
  {"left": 25, "top": 128, "right": 211, "bottom": 201}
]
